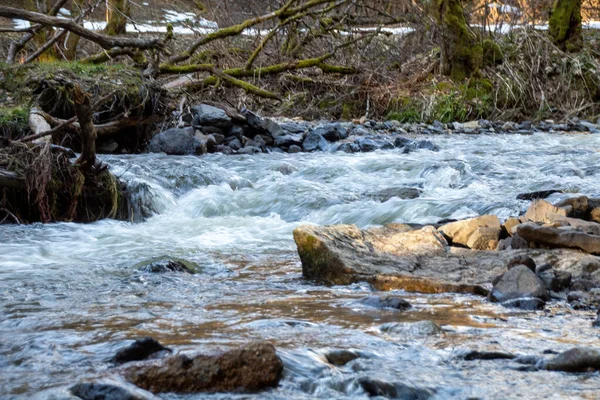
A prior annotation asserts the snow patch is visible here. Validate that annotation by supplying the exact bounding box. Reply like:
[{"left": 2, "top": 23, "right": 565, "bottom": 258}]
[{"left": 13, "top": 19, "right": 31, "bottom": 30}]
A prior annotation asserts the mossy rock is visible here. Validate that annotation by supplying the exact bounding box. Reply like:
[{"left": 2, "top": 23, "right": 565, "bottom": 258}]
[{"left": 134, "top": 257, "right": 201, "bottom": 274}]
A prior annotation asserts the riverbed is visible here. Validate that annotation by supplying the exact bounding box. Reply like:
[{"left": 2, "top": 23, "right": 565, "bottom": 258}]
[{"left": 1, "top": 132, "right": 600, "bottom": 399}]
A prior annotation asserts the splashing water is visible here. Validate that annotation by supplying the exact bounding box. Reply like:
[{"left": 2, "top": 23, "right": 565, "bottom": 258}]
[{"left": 1, "top": 133, "right": 600, "bottom": 399}]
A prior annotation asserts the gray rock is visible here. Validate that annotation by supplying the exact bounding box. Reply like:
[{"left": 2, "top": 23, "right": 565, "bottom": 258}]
[
  {"left": 302, "top": 131, "right": 328, "bottom": 152},
  {"left": 241, "top": 109, "right": 284, "bottom": 137},
  {"left": 274, "top": 134, "right": 303, "bottom": 148},
  {"left": 461, "top": 350, "right": 515, "bottom": 360},
  {"left": 239, "top": 146, "right": 262, "bottom": 155},
  {"left": 507, "top": 255, "right": 536, "bottom": 272},
  {"left": 280, "top": 121, "right": 308, "bottom": 134},
  {"left": 148, "top": 128, "right": 204, "bottom": 155},
  {"left": 358, "top": 378, "right": 435, "bottom": 399},
  {"left": 402, "top": 140, "right": 440, "bottom": 153},
  {"left": 517, "top": 224, "right": 600, "bottom": 254},
  {"left": 313, "top": 123, "right": 348, "bottom": 142},
  {"left": 359, "top": 295, "right": 412, "bottom": 310},
  {"left": 191, "top": 104, "right": 232, "bottom": 128},
  {"left": 394, "top": 136, "right": 413, "bottom": 148},
  {"left": 199, "top": 125, "right": 223, "bottom": 135},
  {"left": 451, "top": 122, "right": 464, "bottom": 131},
  {"left": 112, "top": 338, "right": 171, "bottom": 365},
  {"left": 369, "top": 187, "right": 422, "bottom": 202},
  {"left": 252, "top": 135, "right": 266, "bottom": 148},
  {"left": 228, "top": 138, "right": 242, "bottom": 151},
  {"left": 543, "top": 347, "right": 600, "bottom": 372},
  {"left": 215, "top": 145, "right": 234, "bottom": 155},
  {"left": 516, "top": 190, "right": 562, "bottom": 201},
  {"left": 338, "top": 142, "right": 360, "bottom": 153},
  {"left": 538, "top": 268, "right": 571, "bottom": 292},
  {"left": 70, "top": 379, "right": 160, "bottom": 400},
  {"left": 500, "top": 297, "right": 546, "bottom": 310},
  {"left": 324, "top": 349, "right": 360, "bottom": 366},
  {"left": 136, "top": 257, "right": 199, "bottom": 274},
  {"left": 288, "top": 144, "right": 302, "bottom": 153},
  {"left": 489, "top": 265, "right": 549, "bottom": 304},
  {"left": 228, "top": 125, "right": 245, "bottom": 140},
  {"left": 351, "top": 126, "right": 371, "bottom": 136},
  {"left": 356, "top": 138, "right": 380, "bottom": 152},
  {"left": 380, "top": 320, "right": 443, "bottom": 337}
]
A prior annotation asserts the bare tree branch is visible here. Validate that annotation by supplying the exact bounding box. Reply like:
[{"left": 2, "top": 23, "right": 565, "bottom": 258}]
[{"left": 0, "top": 6, "right": 162, "bottom": 50}]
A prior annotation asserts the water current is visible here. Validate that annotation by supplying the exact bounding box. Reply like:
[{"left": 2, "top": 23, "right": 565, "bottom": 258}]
[{"left": 1, "top": 133, "right": 600, "bottom": 399}]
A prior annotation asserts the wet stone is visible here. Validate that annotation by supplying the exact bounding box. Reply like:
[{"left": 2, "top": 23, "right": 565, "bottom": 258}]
[
  {"left": 500, "top": 297, "right": 546, "bottom": 310},
  {"left": 542, "top": 347, "right": 600, "bottom": 373},
  {"left": 325, "top": 349, "right": 360, "bottom": 366},
  {"left": 136, "top": 258, "right": 199, "bottom": 274},
  {"left": 461, "top": 350, "right": 516, "bottom": 361},
  {"left": 489, "top": 265, "right": 549, "bottom": 304},
  {"left": 359, "top": 295, "right": 412, "bottom": 310},
  {"left": 70, "top": 379, "right": 160, "bottom": 400},
  {"left": 358, "top": 378, "right": 435, "bottom": 399},
  {"left": 380, "top": 320, "right": 443, "bottom": 337},
  {"left": 112, "top": 338, "right": 171, "bottom": 365}
]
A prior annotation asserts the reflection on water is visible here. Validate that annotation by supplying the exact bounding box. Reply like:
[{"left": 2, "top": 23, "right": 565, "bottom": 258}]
[{"left": 1, "top": 133, "right": 600, "bottom": 398}]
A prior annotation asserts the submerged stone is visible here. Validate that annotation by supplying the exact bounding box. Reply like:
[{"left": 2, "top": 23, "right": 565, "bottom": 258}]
[
  {"left": 359, "top": 295, "right": 412, "bottom": 310},
  {"left": 112, "top": 338, "right": 171, "bottom": 365},
  {"left": 121, "top": 342, "right": 283, "bottom": 394},
  {"left": 358, "top": 378, "right": 435, "bottom": 399},
  {"left": 542, "top": 347, "right": 600, "bottom": 372},
  {"left": 324, "top": 349, "right": 360, "bottom": 366},
  {"left": 70, "top": 379, "right": 160, "bottom": 400}
]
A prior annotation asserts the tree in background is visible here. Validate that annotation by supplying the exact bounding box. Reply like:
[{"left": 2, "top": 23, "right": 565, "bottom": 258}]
[
  {"left": 25, "top": 0, "right": 58, "bottom": 61},
  {"left": 105, "top": 0, "right": 129, "bottom": 35},
  {"left": 549, "top": 0, "right": 583, "bottom": 51},
  {"left": 62, "top": 0, "right": 84, "bottom": 60},
  {"left": 435, "top": 0, "right": 482, "bottom": 80}
]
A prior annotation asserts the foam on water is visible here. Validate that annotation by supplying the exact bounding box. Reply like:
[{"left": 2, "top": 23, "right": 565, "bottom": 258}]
[{"left": 1, "top": 133, "right": 600, "bottom": 398}]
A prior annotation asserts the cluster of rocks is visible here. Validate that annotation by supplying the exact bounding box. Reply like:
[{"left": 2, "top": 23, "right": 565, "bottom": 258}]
[
  {"left": 148, "top": 103, "right": 441, "bottom": 156},
  {"left": 293, "top": 193, "right": 600, "bottom": 314},
  {"left": 68, "top": 340, "right": 283, "bottom": 400},
  {"left": 424, "top": 118, "right": 600, "bottom": 135},
  {"left": 147, "top": 104, "right": 600, "bottom": 156}
]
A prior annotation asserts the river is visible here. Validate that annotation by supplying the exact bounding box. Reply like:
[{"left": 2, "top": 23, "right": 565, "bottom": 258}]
[{"left": 1, "top": 132, "right": 600, "bottom": 399}]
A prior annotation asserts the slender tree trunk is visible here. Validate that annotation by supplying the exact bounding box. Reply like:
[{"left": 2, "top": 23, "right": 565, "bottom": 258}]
[
  {"left": 71, "top": 85, "right": 97, "bottom": 170},
  {"left": 61, "top": 0, "right": 83, "bottom": 60},
  {"left": 435, "top": 0, "right": 482, "bottom": 80},
  {"left": 549, "top": 0, "right": 583, "bottom": 52},
  {"left": 105, "top": 0, "right": 130, "bottom": 35},
  {"left": 25, "top": 0, "right": 58, "bottom": 61}
]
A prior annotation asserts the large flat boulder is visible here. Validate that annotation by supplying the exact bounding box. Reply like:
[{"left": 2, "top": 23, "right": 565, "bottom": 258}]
[
  {"left": 122, "top": 342, "right": 282, "bottom": 394},
  {"left": 517, "top": 224, "right": 600, "bottom": 255},
  {"left": 295, "top": 224, "right": 501, "bottom": 295},
  {"left": 294, "top": 224, "right": 600, "bottom": 296}
]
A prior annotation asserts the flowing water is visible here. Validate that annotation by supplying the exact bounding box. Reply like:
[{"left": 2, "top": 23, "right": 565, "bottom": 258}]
[{"left": 1, "top": 133, "right": 600, "bottom": 399}]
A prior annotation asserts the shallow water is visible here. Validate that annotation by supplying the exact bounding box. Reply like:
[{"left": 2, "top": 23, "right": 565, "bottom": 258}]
[{"left": 1, "top": 133, "right": 600, "bottom": 399}]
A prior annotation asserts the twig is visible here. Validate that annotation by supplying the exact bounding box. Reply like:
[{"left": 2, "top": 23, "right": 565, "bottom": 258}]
[
  {"left": 0, "top": 208, "right": 21, "bottom": 225},
  {"left": 21, "top": 90, "right": 118, "bottom": 142}
]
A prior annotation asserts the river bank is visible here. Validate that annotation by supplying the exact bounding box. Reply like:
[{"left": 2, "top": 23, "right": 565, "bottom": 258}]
[{"left": 1, "top": 132, "right": 600, "bottom": 399}]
